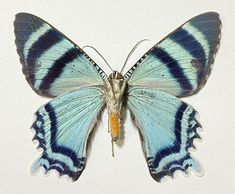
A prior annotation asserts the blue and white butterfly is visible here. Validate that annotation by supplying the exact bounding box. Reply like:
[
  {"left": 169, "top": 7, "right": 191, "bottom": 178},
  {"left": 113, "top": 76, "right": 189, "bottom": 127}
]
[{"left": 14, "top": 12, "right": 221, "bottom": 182}]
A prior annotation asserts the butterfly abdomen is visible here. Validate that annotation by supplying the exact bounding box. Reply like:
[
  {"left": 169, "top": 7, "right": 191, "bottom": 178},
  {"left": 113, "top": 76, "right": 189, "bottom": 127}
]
[{"left": 109, "top": 112, "right": 121, "bottom": 141}]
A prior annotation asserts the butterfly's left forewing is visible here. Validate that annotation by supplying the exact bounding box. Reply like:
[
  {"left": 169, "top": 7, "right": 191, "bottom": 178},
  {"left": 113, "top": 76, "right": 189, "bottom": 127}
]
[
  {"left": 14, "top": 13, "right": 107, "bottom": 97},
  {"left": 127, "top": 87, "right": 202, "bottom": 181}
]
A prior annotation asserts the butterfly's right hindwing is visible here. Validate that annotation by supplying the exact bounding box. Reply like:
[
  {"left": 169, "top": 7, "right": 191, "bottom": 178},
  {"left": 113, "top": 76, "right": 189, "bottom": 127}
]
[
  {"left": 31, "top": 86, "right": 104, "bottom": 181},
  {"left": 127, "top": 87, "right": 202, "bottom": 182},
  {"left": 14, "top": 13, "right": 107, "bottom": 97}
]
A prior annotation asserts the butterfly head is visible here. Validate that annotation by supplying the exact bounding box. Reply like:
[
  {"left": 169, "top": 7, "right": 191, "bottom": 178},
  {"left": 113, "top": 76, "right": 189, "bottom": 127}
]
[{"left": 109, "top": 71, "right": 124, "bottom": 80}]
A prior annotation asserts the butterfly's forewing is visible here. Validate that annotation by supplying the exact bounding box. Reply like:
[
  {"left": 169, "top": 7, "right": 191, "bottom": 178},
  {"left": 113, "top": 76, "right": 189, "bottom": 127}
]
[
  {"left": 14, "top": 13, "right": 107, "bottom": 97},
  {"left": 125, "top": 12, "right": 221, "bottom": 97},
  {"left": 127, "top": 87, "right": 202, "bottom": 181},
  {"left": 31, "top": 86, "right": 104, "bottom": 181}
]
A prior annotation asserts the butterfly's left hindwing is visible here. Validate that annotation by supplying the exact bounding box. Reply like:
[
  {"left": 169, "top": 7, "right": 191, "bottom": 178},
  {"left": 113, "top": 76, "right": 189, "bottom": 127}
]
[
  {"left": 127, "top": 87, "right": 202, "bottom": 181},
  {"left": 31, "top": 86, "right": 104, "bottom": 181},
  {"left": 14, "top": 13, "right": 107, "bottom": 97}
]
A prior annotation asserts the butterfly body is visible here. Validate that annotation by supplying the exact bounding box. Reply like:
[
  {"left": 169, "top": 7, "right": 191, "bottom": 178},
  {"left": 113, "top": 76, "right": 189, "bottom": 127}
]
[
  {"left": 105, "top": 71, "right": 127, "bottom": 141},
  {"left": 14, "top": 12, "right": 221, "bottom": 182}
]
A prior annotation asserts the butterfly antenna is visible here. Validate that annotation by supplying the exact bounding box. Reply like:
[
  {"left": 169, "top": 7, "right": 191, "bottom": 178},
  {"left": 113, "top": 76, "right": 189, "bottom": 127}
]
[
  {"left": 82, "top": 45, "right": 114, "bottom": 72},
  {"left": 120, "top": 39, "right": 150, "bottom": 74}
]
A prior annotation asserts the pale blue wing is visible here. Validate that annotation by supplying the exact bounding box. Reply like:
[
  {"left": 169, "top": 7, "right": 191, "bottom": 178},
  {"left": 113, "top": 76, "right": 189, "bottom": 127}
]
[
  {"left": 14, "top": 13, "right": 107, "bottom": 97},
  {"left": 31, "top": 86, "right": 104, "bottom": 181},
  {"left": 125, "top": 12, "right": 221, "bottom": 97},
  {"left": 127, "top": 87, "right": 202, "bottom": 181}
]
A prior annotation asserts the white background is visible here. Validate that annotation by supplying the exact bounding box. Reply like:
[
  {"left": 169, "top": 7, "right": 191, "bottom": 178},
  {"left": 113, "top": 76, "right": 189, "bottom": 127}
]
[{"left": 0, "top": 0, "right": 235, "bottom": 194}]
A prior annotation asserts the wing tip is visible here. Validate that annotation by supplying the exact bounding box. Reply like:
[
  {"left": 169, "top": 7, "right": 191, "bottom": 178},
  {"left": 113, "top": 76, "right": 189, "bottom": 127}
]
[
  {"left": 15, "top": 12, "right": 40, "bottom": 20},
  {"left": 192, "top": 11, "right": 220, "bottom": 21}
]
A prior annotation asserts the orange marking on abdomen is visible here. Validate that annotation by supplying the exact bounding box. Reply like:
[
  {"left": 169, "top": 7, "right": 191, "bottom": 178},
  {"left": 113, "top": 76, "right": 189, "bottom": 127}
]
[{"left": 109, "top": 112, "right": 120, "bottom": 141}]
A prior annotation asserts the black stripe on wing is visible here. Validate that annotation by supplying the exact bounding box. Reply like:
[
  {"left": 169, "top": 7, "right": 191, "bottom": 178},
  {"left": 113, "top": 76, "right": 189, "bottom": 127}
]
[
  {"left": 153, "top": 48, "right": 194, "bottom": 93},
  {"left": 169, "top": 28, "right": 206, "bottom": 87},
  {"left": 27, "top": 29, "right": 63, "bottom": 86},
  {"left": 39, "top": 48, "right": 82, "bottom": 92}
]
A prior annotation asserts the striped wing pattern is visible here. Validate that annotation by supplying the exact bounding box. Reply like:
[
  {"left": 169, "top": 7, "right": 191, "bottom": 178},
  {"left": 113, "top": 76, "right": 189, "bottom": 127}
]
[
  {"left": 31, "top": 87, "right": 104, "bottom": 181},
  {"left": 14, "top": 13, "right": 107, "bottom": 97},
  {"left": 127, "top": 87, "right": 202, "bottom": 181},
  {"left": 14, "top": 12, "right": 221, "bottom": 182},
  {"left": 125, "top": 12, "right": 221, "bottom": 97}
]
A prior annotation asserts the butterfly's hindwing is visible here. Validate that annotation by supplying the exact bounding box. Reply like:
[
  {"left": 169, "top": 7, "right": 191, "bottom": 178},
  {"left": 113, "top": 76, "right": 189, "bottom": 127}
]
[
  {"left": 125, "top": 12, "right": 221, "bottom": 97},
  {"left": 127, "top": 87, "right": 202, "bottom": 181},
  {"left": 14, "top": 13, "right": 107, "bottom": 97},
  {"left": 31, "top": 87, "right": 104, "bottom": 180}
]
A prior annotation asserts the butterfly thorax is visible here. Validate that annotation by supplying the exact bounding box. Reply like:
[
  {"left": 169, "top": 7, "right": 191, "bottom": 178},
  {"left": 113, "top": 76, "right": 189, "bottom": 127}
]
[{"left": 105, "top": 71, "right": 127, "bottom": 142}]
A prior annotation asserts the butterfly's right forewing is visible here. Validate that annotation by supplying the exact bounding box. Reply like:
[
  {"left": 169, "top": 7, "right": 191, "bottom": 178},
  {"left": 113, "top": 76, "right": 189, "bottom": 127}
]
[{"left": 125, "top": 12, "right": 221, "bottom": 97}]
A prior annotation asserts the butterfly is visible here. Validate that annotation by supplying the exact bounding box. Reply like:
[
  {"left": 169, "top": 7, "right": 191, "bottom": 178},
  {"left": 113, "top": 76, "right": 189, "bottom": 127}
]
[{"left": 14, "top": 12, "right": 221, "bottom": 182}]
